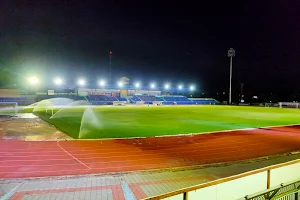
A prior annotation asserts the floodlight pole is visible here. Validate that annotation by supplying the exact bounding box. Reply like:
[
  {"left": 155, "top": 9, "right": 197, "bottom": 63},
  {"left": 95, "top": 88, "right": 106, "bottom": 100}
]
[
  {"left": 240, "top": 83, "right": 244, "bottom": 102},
  {"left": 228, "top": 48, "right": 235, "bottom": 105},
  {"left": 109, "top": 51, "right": 112, "bottom": 84}
]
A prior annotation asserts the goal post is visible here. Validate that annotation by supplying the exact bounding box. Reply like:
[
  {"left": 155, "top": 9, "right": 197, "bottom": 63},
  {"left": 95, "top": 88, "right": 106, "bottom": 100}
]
[{"left": 0, "top": 102, "right": 18, "bottom": 115}]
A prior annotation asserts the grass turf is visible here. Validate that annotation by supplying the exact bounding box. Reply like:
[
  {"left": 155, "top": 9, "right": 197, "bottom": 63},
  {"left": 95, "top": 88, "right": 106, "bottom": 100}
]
[{"left": 33, "top": 105, "right": 300, "bottom": 139}]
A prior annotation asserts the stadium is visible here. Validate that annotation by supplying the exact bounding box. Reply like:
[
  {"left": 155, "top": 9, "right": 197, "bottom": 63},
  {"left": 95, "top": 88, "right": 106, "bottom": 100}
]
[
  {"left": 0, "top": 75, "right": 300, "bottom": 200},
  {"left": 2, "top": 0, "right": 300, "bottom": 198}
]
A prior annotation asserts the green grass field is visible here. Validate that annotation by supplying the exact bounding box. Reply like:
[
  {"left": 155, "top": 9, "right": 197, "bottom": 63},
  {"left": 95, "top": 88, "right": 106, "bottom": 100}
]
[{"left": 32, "top": 105, "right": 300, "bottom": 139}]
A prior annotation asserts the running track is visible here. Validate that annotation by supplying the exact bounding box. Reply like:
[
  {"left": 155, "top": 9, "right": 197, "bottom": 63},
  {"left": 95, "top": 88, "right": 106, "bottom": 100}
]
[{"left": 1, "top": 125, "right": 300, "bottom": 178}]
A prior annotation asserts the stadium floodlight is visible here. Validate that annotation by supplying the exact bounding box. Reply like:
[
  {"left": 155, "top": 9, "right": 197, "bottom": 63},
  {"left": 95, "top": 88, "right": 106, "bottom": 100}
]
[
  {"left": 178, "top": 85, "right": 183, "bottom": 90},
  {"left": 189, "top": 85, "right": 195, "bottom": 91},
  {"left": 228, "top": 48, "right": 235, "bottom": 105},
  {"left": 27, "top": 76, "right": 39, "bottom": 85},
  {"left": 118, "top": 81, "right": 123, "bottom": 88},
  {"left": 150, "top": 83, "right": 156, "bottom": 89},
  {"left": 164, "top": 84, "right": 170, "bottom": 90},
  {"left": 77, "top": 78, "right": 86, "bottom": 87},
  {"left": 135, "top": 82, "right": 140, "bottom": 88},
  {"left": 99, "top": 80, "right": 106, "bottom": 87},
  {"left": 54, "top": 77, "right": 63, "bottom": 85}
]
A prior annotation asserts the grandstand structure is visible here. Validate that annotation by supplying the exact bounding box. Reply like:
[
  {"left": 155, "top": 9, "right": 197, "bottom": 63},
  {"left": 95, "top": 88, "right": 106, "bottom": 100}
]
[
  {"left": 0, "top": 96, "right": 36, "bottom": 105},
  {"left": 130, "top": 95, "right": 218, "bottom": 105},
  {"left": 0, "top": 95, "right": 219, "bottom": 106},
  {"left": 0, "top": 88, "right": 219, "bottom": 106},
  {"left": 0, "top": 76, "right": 218, "bottom": 106},
  {"left": 87, "top": 95, "right": 127, "bottom": 105}
]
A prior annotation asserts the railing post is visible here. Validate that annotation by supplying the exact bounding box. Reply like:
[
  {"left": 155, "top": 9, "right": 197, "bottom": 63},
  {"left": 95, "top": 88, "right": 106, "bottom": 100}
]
[
  {"left": 295, "top": 191, "right": 298, "bottom": 200},
  {"left": 267, "top": 170, "right": 271, "bottom": 189},
  {"left": 183, "top": 192, "right": 188, "bottom": 200}
]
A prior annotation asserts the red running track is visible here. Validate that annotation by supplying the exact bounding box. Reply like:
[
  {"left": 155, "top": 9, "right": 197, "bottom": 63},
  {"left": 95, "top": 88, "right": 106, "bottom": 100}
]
[{"left": 1, "top": 125, "right": 300, "bottom": 178}]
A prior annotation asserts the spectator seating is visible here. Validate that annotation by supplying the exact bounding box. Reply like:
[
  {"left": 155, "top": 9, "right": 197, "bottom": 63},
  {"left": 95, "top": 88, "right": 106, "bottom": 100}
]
[
  {"left": 138, "top": 95, "right": 163, "bottom": 103},
  {"left": 115, "top": 97, "right": 127, "bottom": 101},
  {"left": 130, "top": 95, "right": 164, "bottom": 104},
  {"left": 37, "top": 94, "right": 84, "bottom": 101},
  {"left": 0, "top": 94, "right": 219, "bottom": 106},
  {"left": 161, "top": 96, "right": 195, "bottom": 105},
  {"left": 191, "top": 98, "right": 219, "bottom": 105},
  {"left": 130, "top": 96, "right": 142, "bottom": 102},
  {"left": 162, "top": 96, "right": 190, "bottom": 102},
  {"left": 0, "top": 96, "right": 36, "bottom": 105},
  {"left": 129, "top": 95, "right": 219, "bottom": 105},
  {"left": 87, "top": 95, "right": 128, "bottom": 105},
  {"left": 36, "top": 94, "right": 126, "bottom": 105}
]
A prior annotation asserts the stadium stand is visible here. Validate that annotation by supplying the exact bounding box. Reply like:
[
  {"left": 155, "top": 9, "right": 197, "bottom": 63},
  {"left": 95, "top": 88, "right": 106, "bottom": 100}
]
[
  {"left": 115, "top": 97, "right": 127, "bottom": 101},
  {"left": 36, "top": 94, "right": 86, "bottom": 101},
  {"left": 0, "top": 93, "right": 219, "bottom": 106},
  {"left": 87, "top": 95, "right": 128, "bottom": 105},
  {"left": 74, "top": 96, "right": 87, "bottom": 101},
  {"left": 0, "top": 96, "right": 36, "bottom": 105},
  {"left": 87, "top": 95, "right": 114, "bottom": 105},
  {"left": 128, "top": 95, "right": 219, "bottom": 105},
  {"left": 133, "top": 95, "right": 164, "bottom": 104},
  {"left": 139, "top": 96, "right": 163, "bottom": 102},
  {"left": 162, "top": 96, "right": 195, "bottom": 105},
  {"left": 189, "top": 98, "right": 219, "bottom": 105},
  {"left": 130, "top": 96, "right": 142, "bottom": 103}
]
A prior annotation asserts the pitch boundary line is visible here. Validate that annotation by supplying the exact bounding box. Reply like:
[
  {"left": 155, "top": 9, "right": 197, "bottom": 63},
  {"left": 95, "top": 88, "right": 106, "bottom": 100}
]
[
  {"left": 149, "top": 123, "right": 300, "bottom": 139},
  {"left": 19, "top": 123, "right": 300, "bottom": 142},
  {"left": 47, "top": 123, "right": 300, "bottom": 141},
  {"left": 56, "top": 141, "right": 91, "bottom": 170}
]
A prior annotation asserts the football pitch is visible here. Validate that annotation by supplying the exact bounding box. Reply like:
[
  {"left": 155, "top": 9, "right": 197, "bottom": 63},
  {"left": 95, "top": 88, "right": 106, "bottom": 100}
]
[{"left": 31, "top": 105, "right": 300, "bottom": 139}]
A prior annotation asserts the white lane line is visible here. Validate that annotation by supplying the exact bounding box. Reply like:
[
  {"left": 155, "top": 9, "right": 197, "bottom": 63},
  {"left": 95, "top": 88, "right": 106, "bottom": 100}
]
[{"left": 56, "top": 141, "right": 91, "bottom": 169}]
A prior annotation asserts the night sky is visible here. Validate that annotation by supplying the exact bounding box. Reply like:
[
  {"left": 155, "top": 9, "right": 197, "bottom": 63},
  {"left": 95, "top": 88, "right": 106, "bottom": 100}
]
[{"left": 1, "top": 0, "right": 300, "bottom": 99}]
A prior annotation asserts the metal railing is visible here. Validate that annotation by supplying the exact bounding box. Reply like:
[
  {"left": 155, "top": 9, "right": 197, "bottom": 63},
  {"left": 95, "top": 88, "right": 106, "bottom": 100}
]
[
  {"left": 238, "top": 179, "right": 300, "bottom": 200},
  {"left": 143, "top": 159, "right": 300, "bottom": 200}
]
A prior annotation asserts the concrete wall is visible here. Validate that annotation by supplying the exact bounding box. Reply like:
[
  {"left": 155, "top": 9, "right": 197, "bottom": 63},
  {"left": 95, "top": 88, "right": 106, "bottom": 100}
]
[
  {"left": 270, "top": 162, "right": 300, "bottom": 187},
  {"left": 162, "top": 162, "right": 300, "bottom": 200}
]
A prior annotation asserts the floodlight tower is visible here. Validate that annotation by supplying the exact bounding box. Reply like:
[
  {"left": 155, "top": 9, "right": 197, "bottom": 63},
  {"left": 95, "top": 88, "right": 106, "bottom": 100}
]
[
  {"left": 177, "top": 84, "right": 183, "bottom": 95},
  {"left": 27, "top": 76, "right": 39, "bottom": 94},
  {"left": 109, "top": 51, "right": 112, "bottom": 84},
  {"left": 189, "top": 85, "right": 195, "bottom": 97},
  {"left": 228, "top": 48, "right": 235, "bottom": 105},
  {"left": 77, "top": 78, "right": 86, "bottom": 87},
  {"left": 135, "top": 82, "right": 140, "bottom": 88},
  {"left": 54, "top": 77, "right": 63, "bottom": 86}
]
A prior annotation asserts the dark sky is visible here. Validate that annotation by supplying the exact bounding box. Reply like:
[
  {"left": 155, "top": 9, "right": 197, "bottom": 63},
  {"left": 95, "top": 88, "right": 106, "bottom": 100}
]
[{"left": 1, "top": 0, "right": 300, "bottom": 96}]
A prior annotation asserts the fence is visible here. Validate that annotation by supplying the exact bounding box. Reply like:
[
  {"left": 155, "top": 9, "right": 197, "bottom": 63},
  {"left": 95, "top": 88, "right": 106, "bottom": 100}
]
[
  {"left": 238, "top": 179, "right": 300, "bottom": 200},
  {"left": 143, "top": 159, "right": 300, "bottom": 200}
]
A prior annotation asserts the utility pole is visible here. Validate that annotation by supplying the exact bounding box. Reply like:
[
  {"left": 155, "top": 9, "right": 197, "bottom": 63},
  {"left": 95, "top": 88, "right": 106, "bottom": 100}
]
[{"left": 228, "top": 48, "right": 235, "bottom": 104}]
